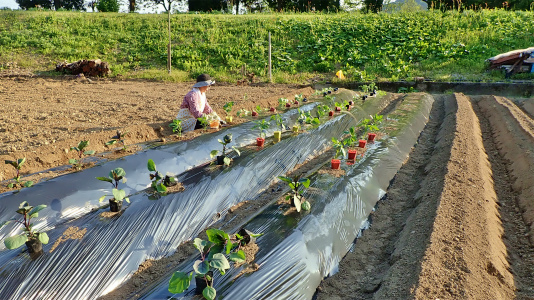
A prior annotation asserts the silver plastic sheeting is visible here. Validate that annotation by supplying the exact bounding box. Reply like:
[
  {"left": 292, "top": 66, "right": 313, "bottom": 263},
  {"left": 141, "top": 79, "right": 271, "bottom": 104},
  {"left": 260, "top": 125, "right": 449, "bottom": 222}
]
[
  {"left": 139, "top": 94, "right": 435, "bottom": 300},
  {"left": 0, "top": 94, "right": 389, "bottom": 299}
]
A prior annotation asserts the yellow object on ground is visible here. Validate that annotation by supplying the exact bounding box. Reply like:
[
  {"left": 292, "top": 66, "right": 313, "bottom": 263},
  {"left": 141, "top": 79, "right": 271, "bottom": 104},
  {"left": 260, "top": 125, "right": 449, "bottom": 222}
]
[{"left": 336, "top": 70, "right": 345, "bottom": 79}]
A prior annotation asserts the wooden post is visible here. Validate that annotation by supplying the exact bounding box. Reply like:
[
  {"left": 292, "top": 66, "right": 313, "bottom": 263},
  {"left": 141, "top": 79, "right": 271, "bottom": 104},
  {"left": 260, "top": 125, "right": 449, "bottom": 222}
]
[
  {"left": 167, "top": 8, "right": 171, "bottom": 74},
  {"left": 268, "top": 32, "right": 272, "bottom": 83}
]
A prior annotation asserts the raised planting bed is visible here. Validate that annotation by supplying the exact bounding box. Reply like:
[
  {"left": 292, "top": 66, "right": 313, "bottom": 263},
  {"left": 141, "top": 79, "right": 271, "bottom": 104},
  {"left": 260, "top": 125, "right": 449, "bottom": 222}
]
[
  {"left": 0, "top": 91, "right": 394, "bottom": 299},
  {"left": 134, "top": 93, "right": 434, "bottom": 299}
]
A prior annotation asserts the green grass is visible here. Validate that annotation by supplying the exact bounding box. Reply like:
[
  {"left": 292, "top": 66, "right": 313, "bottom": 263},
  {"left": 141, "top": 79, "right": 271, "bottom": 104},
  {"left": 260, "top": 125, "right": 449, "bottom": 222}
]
[{"left": 1, "top": 10, "right": 533, "bottom": 83}]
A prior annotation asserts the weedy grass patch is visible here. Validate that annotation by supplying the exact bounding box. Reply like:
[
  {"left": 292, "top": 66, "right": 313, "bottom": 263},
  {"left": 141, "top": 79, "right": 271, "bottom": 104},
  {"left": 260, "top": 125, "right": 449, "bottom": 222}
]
[{"left": 1, "top": 10, "right": 533, "bottom": 82}]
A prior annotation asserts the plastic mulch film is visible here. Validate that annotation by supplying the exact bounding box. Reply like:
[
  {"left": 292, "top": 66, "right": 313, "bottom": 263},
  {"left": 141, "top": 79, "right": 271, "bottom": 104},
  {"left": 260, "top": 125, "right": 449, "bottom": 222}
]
[
  {"left": 0, "top": 92, "right": 389, "bottom": 299},
  {"left": 138, "top": 94, "right": 435, "bottom": 300}
]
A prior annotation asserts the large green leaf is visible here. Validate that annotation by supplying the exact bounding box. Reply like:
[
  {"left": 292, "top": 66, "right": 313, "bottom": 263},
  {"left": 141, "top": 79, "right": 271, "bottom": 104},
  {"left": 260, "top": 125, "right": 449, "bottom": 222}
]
[
  {"left": 4, "top": 234, "right": 27, "bottom": 249},
  {"left": 223, "top": 157, "right": 231, "bottom": 166},
  {"left": 168, "top": 271, "right": 192, "bottom": 294},
  {"left": 207, "top": 245, "right": 224, "bottom": 260},
  {"left": 37, "top": 232, "right": 49, "bottom": 244},
  {"left": 111, "top": 167, "right": 126, "bottom": 180},
  {"left": 147, "top": 159, "right": 156, "bottom": 172},
  {"left": 193, "top": 260, "right": 209, "bottom": 275},
  {"left": 17, "top": 157, "right": 26, "bottom": 168},
  {"left": 203, "top": 286, "right": 216, "bottom": 300},
  {"left": 210, "top": 253, "right": 230, "bottom": 272},
  {"left": 229, "top": 250, "right": 246, "bottom": 263},
  {"left": 210, "top": 150, "right": 219, "bottom": 159},
  {"left": 206, "top": 229, "right": 229, "bottom": 245},
  {"left": 299, "top": 178, "right": 310, "bottom": 188},
  {"left": 112, "top": 189, "right": 126, "bottom": 202},
  {"left": 193, "top": 238, "right": 212, "bottom": 253},
  {"left": 96, "top": 176, "right": 113, "bottom": 183},
  {"left": 156, "top": 183, "right": 167, "bottom": 193},
  {"left": 29, "top": 204, "right": 47, "bottom": 219},
  {"left": 277, "top": 176, "right": 292, "bottom": 183}
]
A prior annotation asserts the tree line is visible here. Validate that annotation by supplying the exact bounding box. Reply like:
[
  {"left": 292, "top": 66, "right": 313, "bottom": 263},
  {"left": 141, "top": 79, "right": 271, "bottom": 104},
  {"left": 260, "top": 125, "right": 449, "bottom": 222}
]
[{"left": 14, "top": 0, "right": 534, "bottom": 15}]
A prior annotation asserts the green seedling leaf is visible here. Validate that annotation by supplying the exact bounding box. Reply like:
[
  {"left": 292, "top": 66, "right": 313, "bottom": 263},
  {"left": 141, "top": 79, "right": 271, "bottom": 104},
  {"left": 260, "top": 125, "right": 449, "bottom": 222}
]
[
  {"left": 168, "top": 271, "right": 192, "bottom": 294},
  {"left": 7, "top": 183, "right": 14, "bottom": 188},
  {"left": 19, "top": 201, "right": 29, "bottom": 209},
  {"left": 96, "top": 176, "right": 113, "bottom": 183},
  {"left": 84, "top": 150, "right": 95, "bottom": 155},
  {"left": 17, "top": 157, "right": 26, "bottom": 168},
  {"left": 4, "top": 234, "right": 26, "bottom": 249},
  {"left": 193, "top": 260, "right": 209, "bottom": 275},
  {"left": 225, "top": 241, "right": 234, "bottom": 255},
  {"left": 193, "top": 238, "right": 211, "bottom": 253},
  {"left": 37, "top": 232, "right": 49, "bottom": 244},
  {"left": 112, "top": 189, "right": 126, "bottom": 202},
  {"left": 223, "top": 157, "right": 231, "bottom": 166},
  {"left": 206, "top": 228, "right": 229, "bottom": 245},
  {"left": 207, "top": 244, "right": 224, "bottom": 260},
  {"left": 124, "top": 197, "right": 130, "bottom": 203},
  {"left": 111, "top": 167, "right": 126, "bottom": 180},
  {"left": 301, "top": 201, "right": 311, "bottom": 211},
  {"left": 156, "top": 183, "right": 167, "bottom": 193},
  {"left": 210, "top": 253, "right": 230, "bottom": 272},
  {"left": 278, "top": 176, "right": 292, "bottom": 184},
  {"left": 250, "top": 233, "right": 264, "bottom": 238},
  {"left": 210, "top": 150, "right": 219, "bottom": 159},
  {"left": 203, "top": 286, "right": 216, "bottom": 300},
  {"left": 99, "top": 195, "right": 106, "bottom": 202},
  {"left": 299, "top": 178, "right": 310, "bottom": 188},
  {"left": 24, "top": 181, "right": 33, "bottom": 188},
  {"left": 229, "top": 249, "right": 246, "bottom": 263},
  {"left": 29, "top": 204, "right": 46, "bottom": 218},
  {"left": 105, "top": 140, "right": 117, "bottom": 146},
  {"left": 147, "top": 159, "right": 156, "bottom": 172},
  {"left": 69, "top": 159, "right": 78, "bottom": 165}
]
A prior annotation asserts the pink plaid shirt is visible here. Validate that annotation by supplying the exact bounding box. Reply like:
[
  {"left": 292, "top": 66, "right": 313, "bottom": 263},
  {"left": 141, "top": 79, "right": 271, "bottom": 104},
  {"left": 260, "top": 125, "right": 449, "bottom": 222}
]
[{"left": 180, "top": 88, "right": 214, "bottom": 118}]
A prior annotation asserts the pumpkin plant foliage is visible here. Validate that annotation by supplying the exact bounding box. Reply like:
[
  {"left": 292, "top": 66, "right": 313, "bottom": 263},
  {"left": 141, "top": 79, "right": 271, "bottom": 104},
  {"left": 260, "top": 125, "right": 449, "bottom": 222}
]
[{"left": 0, "top": 201, "right": 49, "bottom": 250}]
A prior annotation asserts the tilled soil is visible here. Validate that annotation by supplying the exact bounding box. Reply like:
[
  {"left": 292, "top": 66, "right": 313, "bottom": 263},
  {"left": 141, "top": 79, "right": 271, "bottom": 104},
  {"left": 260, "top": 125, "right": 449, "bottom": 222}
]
[
  {"left": 0, "top": 76, "right": 314, "bottom": 191},
  {"left": 316, "top": 93, "right": 534, "bottom": 300}
]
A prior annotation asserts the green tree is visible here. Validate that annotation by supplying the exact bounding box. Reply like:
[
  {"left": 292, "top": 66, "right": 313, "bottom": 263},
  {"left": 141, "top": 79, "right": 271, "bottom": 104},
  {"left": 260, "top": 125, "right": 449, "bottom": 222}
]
[
  {"left": 54, "top": 0, "right": 85, "bottom": 10},
  {"left": 16, "top": 0, "right": 53, "bottom": 9},
  {"left": 189, "top": 0, "right": 228, "bottom": 11},
  {"left": 96, "top": 0, "right": 119, "bottom": 11}
]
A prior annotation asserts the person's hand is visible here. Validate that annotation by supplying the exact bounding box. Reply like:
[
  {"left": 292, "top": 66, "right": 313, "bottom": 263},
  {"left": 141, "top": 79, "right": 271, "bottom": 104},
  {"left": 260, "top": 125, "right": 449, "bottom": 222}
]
[{"left": 220, "top": 120, "right": 227, "bottom": 125}]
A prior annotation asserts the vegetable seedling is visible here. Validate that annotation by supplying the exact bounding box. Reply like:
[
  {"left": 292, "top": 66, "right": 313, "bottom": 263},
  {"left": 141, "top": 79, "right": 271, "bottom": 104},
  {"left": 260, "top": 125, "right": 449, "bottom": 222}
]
[
  {"left": 169, "top": 119, "right": 183, "bottom": 136},
  {"left": 223, "top": 102, "right": 234, "bottom": 123},
  {"left": 270, "top": 114, "right": 286, "bottom": 142},
  {"left": 96, "top": 167, "right": 130, "bottom": 212},
  {"left": 0, "top": 201, "right": 49, "bottom": 253},
  {"left": 210, "top": 134, "right": 241, "bottom": 166},
  {"left": 4, "top": 158, "right": 33, "bottom": 189},
  {"left": 252, "top": 119, "right": 270, "bottom": 139},
  {"left": 332, "top": 137, "right": 346, "bottom": 160},
  {"left": 147, "top": 159, "right": 177, "bottom": 194},
  {"left": 69, "top": 140, "right": 95, "bottom": 169},
  {"left": 197, "top": 116, "right": 210, "bottom": 130},
  {"left": 277, "top": 98, "right": 289, "bottom": 109},
  {"left": 168, "top": 228, "right": 262, "bottom": 300},
  {"left": 236, "top": 108, "right": 250, "bottom": 117},
  {"left": 106, "top": 130, "right": 129, "bottom": 151},
  {"left": 278, "top": 175, "right": 311, "bottom": 212}
]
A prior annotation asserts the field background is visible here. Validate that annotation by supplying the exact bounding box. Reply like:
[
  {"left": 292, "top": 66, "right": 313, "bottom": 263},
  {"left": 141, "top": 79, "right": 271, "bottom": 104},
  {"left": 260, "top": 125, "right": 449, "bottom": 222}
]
[{"left": 1, "top": 10, "right": 534, "bottom": 83}]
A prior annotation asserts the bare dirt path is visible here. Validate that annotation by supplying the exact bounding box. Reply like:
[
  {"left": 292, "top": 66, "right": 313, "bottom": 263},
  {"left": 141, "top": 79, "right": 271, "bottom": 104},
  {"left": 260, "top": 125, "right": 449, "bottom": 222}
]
[
  {"left": 0, "top": 76, "right": 313, "bottom": 190},
  {"left": 317, "top": 93, "right": 534, "bottom": 300}
]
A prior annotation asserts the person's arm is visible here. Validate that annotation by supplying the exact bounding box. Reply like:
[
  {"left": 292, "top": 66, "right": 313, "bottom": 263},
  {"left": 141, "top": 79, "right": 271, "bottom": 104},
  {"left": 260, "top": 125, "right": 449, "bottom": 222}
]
[
  {"left": 203, "top": 101, "right": 214, "bottom": 115},
  {"left": 185, "top": 92, "right": 204, "bottom": 118}
]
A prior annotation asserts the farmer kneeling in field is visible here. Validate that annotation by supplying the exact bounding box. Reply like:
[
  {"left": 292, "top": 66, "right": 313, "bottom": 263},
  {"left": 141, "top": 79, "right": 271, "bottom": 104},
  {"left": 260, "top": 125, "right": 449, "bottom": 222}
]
[{"left": 176, "top": 74, "right": 223, "bottom": 132}]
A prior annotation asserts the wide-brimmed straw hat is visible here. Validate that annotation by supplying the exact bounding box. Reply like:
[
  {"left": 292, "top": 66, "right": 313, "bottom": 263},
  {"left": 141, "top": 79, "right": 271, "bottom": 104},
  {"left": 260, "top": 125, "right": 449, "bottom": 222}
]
[{"left": 192, "top": 74, "right": 215, "bottom": 88}]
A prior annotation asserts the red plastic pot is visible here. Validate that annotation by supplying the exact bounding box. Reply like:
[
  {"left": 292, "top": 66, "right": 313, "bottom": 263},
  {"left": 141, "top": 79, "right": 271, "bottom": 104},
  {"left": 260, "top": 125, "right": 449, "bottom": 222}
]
[
  {"left": 294, "top": 101, "right": 299, "bottom": 105},
  {"left": 269, "top": 107, "right": 276, "bottom": 112},
  {"left": 335, "top": 106, "right": 341, "bottom": 112},
  {"left": 331, "top": 159, "right": 341, "bottom": 169},
  {"left": 358, "top": 140, "right": 367, "bottom": 148},
  {"left": 329, "top": 111, "right": 334, "bottom": 116},
  {"left": 285, "top": 103, "right": 291, "bottom": 108},
  {"left": 348, "top": 149, "right": 357, "bottom": 160},
  {"left": 256, "top": 137, "right": 265, "bottom": 147},
  {"left": 252, "top": 111, "right": 258, "bottom": 117},
  {"left": 368, "top": 133, "right": 377, "bottom": 142}
]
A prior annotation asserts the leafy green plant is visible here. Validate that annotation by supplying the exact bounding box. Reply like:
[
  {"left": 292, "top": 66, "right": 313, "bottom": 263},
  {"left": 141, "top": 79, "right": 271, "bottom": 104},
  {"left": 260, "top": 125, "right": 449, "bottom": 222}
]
[
  {"left": 168, "top": 228, "right": 261, "bottom": 300},
  {"left": 332, "top": 137, "right": 346, "bottom": 159},
  {"left": 147, "top": 159, "right": 176, "bottom": 194},
  {"left": 210, "top": 134, "right": 241, "bottom": 166},
  {"left": 277, "top": 97, "right": 289, "bottom": 108},
  {"left": 398, "top": 86, "right": 418, "bottom": 93},
  {"left": 360, "top": 84, "right": 370, "bottom": 93},
  {"left": 197, "top": 116, "right": 210, "bottom": 130},
  {"left": 316, "top": 104, "right": 330, "bottom": 118},
  {"left": 254, "top": 105, "right": 263, "bottom": 114},
  {"left": 236, "top": 108, "right": 250, "bottom": 117},
  {"left": 278, "top": 175, "right": 311, "bottom": 212},
  {"left": 343, "top": 127, "right": 358, "bottom": 148},
  {"left": 69, "top": 140, "right": 95, "bottom": 169},
  {"left": 106, "top": 130, "right": 128, "bottom": 151},
  {"left": 270, "top": 114, "right": 286, "bottom": 131},
  {"left": 223, "top": 102, "right": 234, "bottom": 115},
  {"left": 96, "top": 167, "right": 130, "bottom": 204},
  {"left": 294, "top": 94, "right": 304, "bottom": 102},
  {"left": 169, "top": 119, "right": 183, "bottom": 136},
  {"left": 252, "top": 119, "right": 270, "bottom": 139},
  {"left": 0, "top": 201, "right": 49, "bottom": 250},
  {"left": 4, "top": 158, "right": 33, "bottom": 188}
]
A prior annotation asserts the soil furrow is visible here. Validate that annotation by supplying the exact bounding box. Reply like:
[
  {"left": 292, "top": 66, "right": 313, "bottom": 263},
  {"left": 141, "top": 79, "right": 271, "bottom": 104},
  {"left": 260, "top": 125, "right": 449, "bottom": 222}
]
[
  {"left": 315, "top": 93, "right": 446, "bottom": 300},
  {"left": 413, "top": 93, "right": 514, "bottom": 299},
  {"left": 472, "top": 95, "right": 534, "bottom": 299}
]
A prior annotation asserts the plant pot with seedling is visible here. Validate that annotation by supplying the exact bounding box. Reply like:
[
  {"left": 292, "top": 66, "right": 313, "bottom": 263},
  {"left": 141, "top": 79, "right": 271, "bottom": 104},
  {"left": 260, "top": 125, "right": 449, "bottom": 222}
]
[
  {"left": 169, "top": 228, "right": 261, "bottom": 300},
  {"left": 331, "top": 137, "right": 346, "bottom": 170},
  {"left": 329, "top": 110, "right": 334, "bottom": 116},
  {"left": 209, "top": 119, "right": 220, "bottom": 129},
  {"left": 269, "top": 107, "right": 276, "bottom": 112},
  {"left": 294, "top": 93, "right": 304, "bottom": 105},
  {"left": 252, "top": 119, "right": 270, "bottom": 148},
  {"left": 106, "top": 130, "right": 129, "bottom": 152},
  {"left": 292, "top": 125, "right": 300, "bottom": 133},
  {"left": 5, "top": 158, "right": 33, "bottom": 189},
  {"left": 368, "top": 133, "right": 377, "bottom": 142},
  {"left": 97, "top": 167, "right": 130, "bottom": 212},
  {"left": 223, "top": 102, "right": 234, "bottom": 124},
  {"left": 210, "top": 134, "right": 240, "bottom": 166},
  {"left": 270, "top": 114, "right": 286, "bottom": 143},
  {"left": 252, "top": 111, "right": 258, "bottom": 117},
  {"left": 147, "top": 159, "right": 179, "bottom": 195},
  {"left": 236, "top": 109, "right": 250, "bottom": 118},
  {"left": 278, "top": 175, "right": 311, "bottom": 212},
  {"left": 1, "top": 201, "right": 49, "bottom": 255},
  {"left": 277, "top": 97, "right": 289, "bottom": 110}
]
